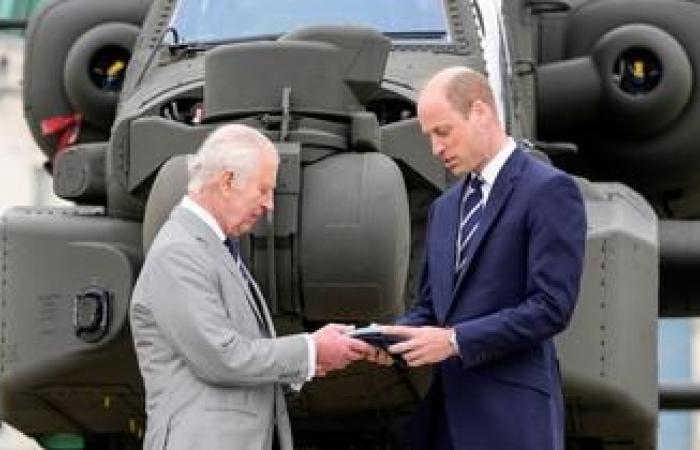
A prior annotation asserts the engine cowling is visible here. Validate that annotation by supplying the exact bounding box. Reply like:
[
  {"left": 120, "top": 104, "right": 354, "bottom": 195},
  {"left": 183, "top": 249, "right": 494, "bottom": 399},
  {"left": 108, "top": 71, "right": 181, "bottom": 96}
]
[
  {"left": 23, "top": 0, "right": 150, "bottom": 161},
  {"left": 537, "top": 1, "right": 700, "bottom": 213}
]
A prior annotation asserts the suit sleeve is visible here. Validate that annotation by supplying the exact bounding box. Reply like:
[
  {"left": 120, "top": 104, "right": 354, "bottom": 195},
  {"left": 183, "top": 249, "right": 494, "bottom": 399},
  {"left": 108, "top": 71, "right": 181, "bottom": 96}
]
[
  {"left": 138, "top": 242, "right": 310, "bottom": 387},
  {"left": 395, "top": 204, "right": 437, "bottom": 327},
  {"left": 454, "top": 174, "right": 586, "bottom": 368}
]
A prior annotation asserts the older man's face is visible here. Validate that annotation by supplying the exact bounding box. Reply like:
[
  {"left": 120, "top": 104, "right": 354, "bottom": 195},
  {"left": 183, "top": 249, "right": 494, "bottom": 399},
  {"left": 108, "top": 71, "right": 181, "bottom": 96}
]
[{"left": 220, "top": 152, "right": 278, "bottom": 237}]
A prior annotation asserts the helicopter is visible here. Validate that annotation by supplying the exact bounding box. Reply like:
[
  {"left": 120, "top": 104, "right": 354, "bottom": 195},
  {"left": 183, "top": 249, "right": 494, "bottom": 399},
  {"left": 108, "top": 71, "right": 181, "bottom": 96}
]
[{"left": 2, "top": 0, "right": 700, "bottom": 448}]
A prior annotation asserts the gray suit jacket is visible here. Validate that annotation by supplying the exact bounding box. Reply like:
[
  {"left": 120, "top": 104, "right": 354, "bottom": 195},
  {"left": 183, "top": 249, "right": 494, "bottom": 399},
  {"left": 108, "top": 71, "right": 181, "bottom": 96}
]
[{"left": 130, "top": 206, "right": 310, "bottom": 450}]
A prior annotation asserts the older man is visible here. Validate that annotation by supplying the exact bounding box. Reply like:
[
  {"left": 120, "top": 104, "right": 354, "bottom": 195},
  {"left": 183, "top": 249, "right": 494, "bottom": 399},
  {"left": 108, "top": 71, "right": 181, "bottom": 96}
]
[
  {"left": 383, "top": 67, "right": 586, "bottom": 450},
  {"left": 130, "top": 124, "right": 370, "bottom": 450}
]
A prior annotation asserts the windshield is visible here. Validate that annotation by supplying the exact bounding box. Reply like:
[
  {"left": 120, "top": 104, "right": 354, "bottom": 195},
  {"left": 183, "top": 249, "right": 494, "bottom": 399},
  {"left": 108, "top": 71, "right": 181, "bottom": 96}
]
[{"left": 169, "top": 0, "right": 450, "bottom": 44}]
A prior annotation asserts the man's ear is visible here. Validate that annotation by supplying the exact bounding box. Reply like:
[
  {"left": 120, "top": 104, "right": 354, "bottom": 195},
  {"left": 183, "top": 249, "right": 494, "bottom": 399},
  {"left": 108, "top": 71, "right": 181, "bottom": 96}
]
[
  {"left": 218, "top": 170, "right": 236, "bottom": 195},
  {"left": 471, "top": 100, "right": 488, "bottom": 118},
  {"left": 471, "top": 100, "right": 495, "bottom": 127}
]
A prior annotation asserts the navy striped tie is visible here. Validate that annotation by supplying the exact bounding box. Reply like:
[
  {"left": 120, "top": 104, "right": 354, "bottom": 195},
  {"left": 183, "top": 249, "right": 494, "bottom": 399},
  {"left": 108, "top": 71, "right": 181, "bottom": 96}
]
[
  {"left": 224, "top": 238, "right": 241, "bottom": 266},
  {"left": 456, "top": 174, "right": 484, "bottom": 272}
]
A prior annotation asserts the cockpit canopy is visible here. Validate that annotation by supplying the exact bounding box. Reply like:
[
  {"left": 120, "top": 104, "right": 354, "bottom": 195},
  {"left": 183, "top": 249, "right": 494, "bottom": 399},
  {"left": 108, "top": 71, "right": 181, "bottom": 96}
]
[{"left": 169, "top": 0, "right": 450, "bottom": 44}]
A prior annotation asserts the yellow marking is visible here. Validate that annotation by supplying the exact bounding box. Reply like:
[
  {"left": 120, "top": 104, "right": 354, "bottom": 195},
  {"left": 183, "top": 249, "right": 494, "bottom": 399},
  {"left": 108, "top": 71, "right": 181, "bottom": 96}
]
[
  {"left": 107, "top": 60, "right": 126, "bottom": 77},
  {"left": 633, "top": 60, "right": 645, "bottom": 79}
]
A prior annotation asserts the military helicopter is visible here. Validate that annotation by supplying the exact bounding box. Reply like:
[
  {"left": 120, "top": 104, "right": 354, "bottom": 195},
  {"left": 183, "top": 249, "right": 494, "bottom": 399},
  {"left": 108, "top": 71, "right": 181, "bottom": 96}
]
[{"left": 2, "top": 0, "right": 700, "bottom": 448}]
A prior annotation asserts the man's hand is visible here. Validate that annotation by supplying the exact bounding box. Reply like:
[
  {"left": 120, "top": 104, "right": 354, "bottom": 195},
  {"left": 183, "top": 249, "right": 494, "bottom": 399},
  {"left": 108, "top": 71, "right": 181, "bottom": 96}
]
[
  {"left": 311, "top": 324, "right": 372, "bottom": 377},
  {"left": 364, "top": 346, "right": 394, "bottom": 366},
  {"left": 382, "top": 325, "right": 457, "bottom": 367}
]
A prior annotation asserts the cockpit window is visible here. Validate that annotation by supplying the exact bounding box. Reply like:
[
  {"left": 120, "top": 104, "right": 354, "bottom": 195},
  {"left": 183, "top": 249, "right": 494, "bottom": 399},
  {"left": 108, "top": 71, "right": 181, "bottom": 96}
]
[{"left": 169, "top": 0, "right": 450, "bottom": 44}]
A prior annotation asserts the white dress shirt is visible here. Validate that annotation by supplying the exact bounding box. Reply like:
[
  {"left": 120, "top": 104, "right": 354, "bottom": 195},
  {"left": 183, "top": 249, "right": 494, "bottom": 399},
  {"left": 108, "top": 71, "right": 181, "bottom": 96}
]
[{"left": 477, "top": 137, "right": 516, "bottom": 205}]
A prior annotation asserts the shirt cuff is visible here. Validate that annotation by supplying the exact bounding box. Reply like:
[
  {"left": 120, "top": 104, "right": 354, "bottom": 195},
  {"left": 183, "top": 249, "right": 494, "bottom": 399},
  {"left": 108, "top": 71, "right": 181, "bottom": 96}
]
[
  {"left": 449, "top": 328, "right": 461, "bottom": 357},
  {"left": 290, "top": 334, "right": 316, "bottom": 392},
  {"left": 305, "top": 333, "right": 316, "bottom": 380}
]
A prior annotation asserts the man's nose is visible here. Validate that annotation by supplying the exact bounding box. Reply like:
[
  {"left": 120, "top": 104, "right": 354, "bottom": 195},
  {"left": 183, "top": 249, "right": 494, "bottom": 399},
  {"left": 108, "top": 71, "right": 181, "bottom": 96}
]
[
  {"left": 263, "top": 193, "right": 274, "bottom": 211},
  {"left": 431, "top": 137, "right": 445, "bottom": 157}
]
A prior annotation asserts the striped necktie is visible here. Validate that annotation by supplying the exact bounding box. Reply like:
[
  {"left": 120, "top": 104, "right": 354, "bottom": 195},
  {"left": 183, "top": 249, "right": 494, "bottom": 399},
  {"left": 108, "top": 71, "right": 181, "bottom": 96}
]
[
  {"left": 224, "top": 238, "right": 242, "bottom": 267},
  {"left": 456, "top": 174, "right": 484, "bottom": 272}
]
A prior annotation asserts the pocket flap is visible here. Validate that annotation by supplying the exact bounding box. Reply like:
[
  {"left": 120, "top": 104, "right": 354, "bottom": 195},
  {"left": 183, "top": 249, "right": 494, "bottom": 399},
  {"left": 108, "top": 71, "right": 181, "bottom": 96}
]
[{"left": 491, "top": 358, "right": 551, "bottom": 396}]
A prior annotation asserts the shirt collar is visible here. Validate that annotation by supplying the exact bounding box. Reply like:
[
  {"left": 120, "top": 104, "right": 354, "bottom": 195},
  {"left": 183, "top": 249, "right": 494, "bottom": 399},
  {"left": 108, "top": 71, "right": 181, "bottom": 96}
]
[
  {"left": 477, "top": 137, "right": 516, "bottom": 186},
  {"left": 180, "top": 195, "right": 226, "bottom": 242}
]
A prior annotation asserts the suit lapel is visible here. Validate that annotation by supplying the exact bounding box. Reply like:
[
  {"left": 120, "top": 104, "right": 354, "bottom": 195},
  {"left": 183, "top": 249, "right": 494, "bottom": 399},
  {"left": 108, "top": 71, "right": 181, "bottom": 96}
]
[
  {"left": 170, "top": 207, "right": 268, "bottom": 329},
  {"left": 433, "top": 180, "right": 464, "bottom": 302},
  {"left": 218, "top": 250, "right": 269, "bottom": 330},
  {"left": 239, "top": 263, "right": 276, "bottom": 337},
  {"left": 452, "top": 149, "right": 526, "bottom": 297}
]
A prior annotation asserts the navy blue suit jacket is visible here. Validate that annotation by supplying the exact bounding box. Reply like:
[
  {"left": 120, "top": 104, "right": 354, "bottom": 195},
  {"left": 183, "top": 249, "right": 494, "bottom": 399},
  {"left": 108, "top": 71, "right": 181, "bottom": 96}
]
[{"left": 399, "top": 146, "right": 586, "bottom": 450}]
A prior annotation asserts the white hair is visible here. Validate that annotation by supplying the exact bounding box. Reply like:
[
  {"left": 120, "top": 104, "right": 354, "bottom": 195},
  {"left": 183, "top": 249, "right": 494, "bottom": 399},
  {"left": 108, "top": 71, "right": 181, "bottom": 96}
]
[{"left": 187, "top": 124, "right": 277, "bottom": 192}]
